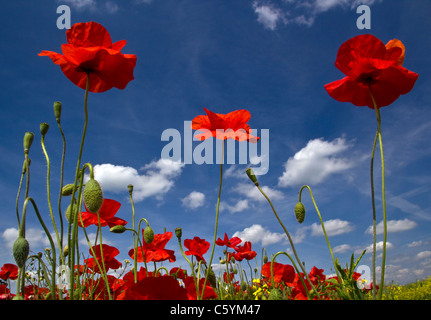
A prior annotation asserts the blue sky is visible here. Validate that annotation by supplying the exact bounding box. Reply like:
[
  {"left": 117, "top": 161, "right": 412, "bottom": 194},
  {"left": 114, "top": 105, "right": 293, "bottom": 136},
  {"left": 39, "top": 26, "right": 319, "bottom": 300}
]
[{"left": 1, "top": 0, "right": 430, "bottom": 287}]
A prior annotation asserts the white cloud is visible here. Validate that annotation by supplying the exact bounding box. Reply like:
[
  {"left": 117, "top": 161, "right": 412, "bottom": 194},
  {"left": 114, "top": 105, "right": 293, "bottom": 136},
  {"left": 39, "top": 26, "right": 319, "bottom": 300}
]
[
  {"left": 88, "top": 159, "right": 185, "bottom": 202},
  {"left": 417, "top": 251, "right": 431, "bottom": 259},
  {"left": 364, "top": 240, "right": 393, "bottom": 253},
  {"left": 220, "top": 199, "right": 249, "bottom": 214},
  {"left": 58, "top": 0, "right": 96, "bottom": 10},
  {"left": 253, "top": 0, "right": 382, "bottom": 28},
  {"left": 58, "top": 0, "right": 119, "bottom": 13},
  {"left": 2, "top": 227, "right": 50, "bottom": 249},
  {"left": 408, "top": 240, "right": 423, "bottom": 248},
  {"left": 234, "top": 182, "right": 284, "bottom": 202},
  {"left": 310, "top": 219, "right": 354, "bottom": 236},
  {"left": 365, "top": 219, "right": 418, "bottom": 235},
  {"left": 181, "top": 191, "right": 205, "bottom": 209},
  {"left": 252, "top": 2, "right": 283, "bottom": 30},
  {"left": 233, "top": 224, "right": 285, "bottom": 247},
  {"left": 278, "top": 137, "right": 353, "bottom": 187},
  {"left": 333, "top": 243, "right": 352, "bottom": 253}
]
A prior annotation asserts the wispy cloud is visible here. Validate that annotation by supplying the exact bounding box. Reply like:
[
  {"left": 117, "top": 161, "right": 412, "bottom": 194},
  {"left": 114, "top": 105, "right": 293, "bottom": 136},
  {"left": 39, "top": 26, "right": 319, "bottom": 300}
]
[
  {"left": 252, "top": 0, "right": 383, "bottom": 29},
  {"left": 278, "top": 137, "right": 353, "bottom": 187},
  {"left": 58, "top": 0, "right": 119, "bottom": 14},
  {"left": 220, "top": 199, "right": 249, "bottom": 214}
]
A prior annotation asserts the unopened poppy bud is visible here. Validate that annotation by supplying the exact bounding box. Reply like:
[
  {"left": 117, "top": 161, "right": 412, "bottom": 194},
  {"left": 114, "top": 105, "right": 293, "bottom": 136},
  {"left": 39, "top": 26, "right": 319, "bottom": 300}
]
[
  {"left": 240, "top": 281, "right": 247, "bottom": 292},
  {"left": 53, "top": 101, "right": 62, "bottom": 123},
  {"left": 23, "top": 132, "right": 34, "bottom": 154},
  {"left": 207, "top": 267, "right": 217, "bottom": 288},
  {"left": 294, "top": 202, "right": 306, "bottom": 224},
  {"left": 268, "top": 288, "right": 283, "bottom": 300},
  {"left": 62, "top": 184, "right": 76, "bottom": 196},
  {"left": 40, "top": 122, "right": 49, "bottom": 136},
  {"left": 110, "top": 225, "right": 126, "bottom": 234},
  {"left": 65, "top": 199, "right": 77, "bottom": 223},
  {"left": 128, "top": 184, "right": 133, "bottom": 195},
  {"left": 13, "top": 236, "right": 30, "bottom": 268},
  {"left": 245, "top": 168, "right": 259, "bottom": 186},
  {"left": 144, "top": 226, "right": 154, "bottom": 244},
  {"left": 63, "top": 245, "right": 69, "bottom": 257},
  {"left": 83, "top": 179, "right": 104, "bottom": 213},
  {"left": 263, "top": 255, "right": 268, "bottom": 264},
  {"left": 22, "top": 158, "right": 31, "bottom": 174},
  {"left": 175, "top": 227, "right": 182, "bottom": 239}
]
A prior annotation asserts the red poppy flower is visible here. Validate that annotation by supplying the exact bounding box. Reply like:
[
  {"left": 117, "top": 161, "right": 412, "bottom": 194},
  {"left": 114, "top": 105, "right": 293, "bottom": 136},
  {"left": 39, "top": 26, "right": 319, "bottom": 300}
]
[
  {"left": 116, "top": 276, "right": 189, "bottom": 300},
  {"left": 261, "top": 262, "right": 295, "bottom": 285},
  {"left": 0, "top": 264, "right": 18, "bottom": 281},
  {"left": 85, "top": 244, "right": 122, "bottom": 273},
  {"left": 128, "top": 231, "right": 176, "bottom": 263},
  {"left": 233, "top": 241, "right": 257, "bottom": 261},
  {"left": 79, "top": 198, "right": 127, "bottom": 228},
  {"left": 184, "top": 237, "right": 210, "bottom": 263},
  {"left": 325, "top": 34, "right": 418, "bottom": 109},
  {"left": 216, "top": 233, "right": 242, "bottom": 250},
  {"left": 39, "top": 21, "right": 137, "bottom": 93},
  {"left": 184, "top": 276, "right": 218, "bottom": 300},
  {"left": 192, "top": 108, "right": 260, "bottom": 142}
]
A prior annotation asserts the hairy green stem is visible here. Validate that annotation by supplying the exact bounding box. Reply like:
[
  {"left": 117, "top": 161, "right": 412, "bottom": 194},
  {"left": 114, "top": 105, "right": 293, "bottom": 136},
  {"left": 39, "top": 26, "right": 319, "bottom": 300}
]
[{"left": 370, "top": 131, "right": 378, "bottom": 299}]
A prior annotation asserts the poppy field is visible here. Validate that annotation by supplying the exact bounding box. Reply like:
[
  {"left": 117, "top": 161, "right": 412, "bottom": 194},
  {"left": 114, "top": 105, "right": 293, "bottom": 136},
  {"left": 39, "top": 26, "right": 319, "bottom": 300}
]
[{"left": 0, "top": 20, "right": 424, "bottom": 302}]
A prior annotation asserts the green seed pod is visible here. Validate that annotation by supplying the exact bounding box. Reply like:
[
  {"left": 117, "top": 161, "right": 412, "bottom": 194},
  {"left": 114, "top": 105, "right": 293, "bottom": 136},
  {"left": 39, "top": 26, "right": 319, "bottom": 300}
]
[
  {"left": 110, "top": 225, "right": 126, "bottom": 234},
  {"left": 128, "top": 184, "right": 134, "bottom": 195},
  {"left": 144, "top": 226, "right": 155, "bottom": 244},
  {"left": 53, "top": 101, "right": 62, "bottom": 123},
  {"left": 268, "top": 288, "right": 283, "bottom": 300},
  {"left": 40, "top": 122, "right": 50, "bottom": 136},
  {"left": 23, "top": 132, "right": 34, "bottom": 153},
  {"left": 83, "top": 179, "right": 104, "bottom": 213},
  {"left": 240, "top": 281, "right": 247, "bottom": 292},
  {"left": 13, "top": 236, "right": 30, "bottom": 268},
  {"left": 294, "top": 202, "right": 306, "bottom": 224},
  {"left": 61, "top": 184, "right": 76, "bottom": 196}
]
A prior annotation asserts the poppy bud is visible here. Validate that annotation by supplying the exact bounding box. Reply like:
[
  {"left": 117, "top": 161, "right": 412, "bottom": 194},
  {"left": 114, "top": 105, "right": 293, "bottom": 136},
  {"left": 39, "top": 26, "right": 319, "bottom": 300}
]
[
  {"left": 245, "top": 168, "right": 259, "bottom": 186},
  {"left": 63, "top": 245, "right": 69, "bottom": 258},
  {"left": 175, "top": 227, "right": 182, "bottom": 240},
  {"left": 144, "top": 226, "right": 154, "bottom": 244},
  {"left": 294, "top": 202, "right": 306, "bottom": 224},
  {"left": 268, "top": 288, "right": 283, "bottom": 300},
  {"left": 207, "top": 267, "right": 217, "bottom": 288},
  {"left": 263, "top": 255, "right": 268, "bottom": 264},
  {"left": 83, "top": 179, "right": 104, "bottom": 213},
  {"left": 128, "top": 184, "right": 133, "bottom": 195},
  {"left": 110, "top": 225, "right": 126, "bottom": 234},
  {"left": 61, "top": 184, "right": 77, "bottom": 196},
  {"left": 65, "top": 199, "right": 77, "bottom": 223},
  {"left": 22, "top": 158, "right": 31, "bottom": 174},
  {"left": 53, "top": 101, "right": 62, "bottom": 123},
  {"left": 40, "top": 123, "right": 50, "bottom": 136},
  {"left": 23, "top": 132, "right": 34, "bottom": 154},
  {"left": 13, "top": 236, "right": 30, "bottom": 268}
]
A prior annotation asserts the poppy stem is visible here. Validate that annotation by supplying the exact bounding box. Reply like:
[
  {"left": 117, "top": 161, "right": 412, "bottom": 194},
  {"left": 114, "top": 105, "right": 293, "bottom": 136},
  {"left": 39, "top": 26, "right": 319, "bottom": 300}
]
[
  {"left": 298, "top": 185, "right": 341, "bottom": 281},
  {"left": 255, "top": 184, "right": 321, "bottom": 300},
  {"left": 69, "top": 73, "right": 90, "bottom": 299},
  {"left": 369, "top": 89, "right": 387, "bottom": 300},
  {"left": 201, "top": 140, "right": 225, "bottom": 300},
  {"left": 370, "top": 130, "right": 378, "bottom": 299}
]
